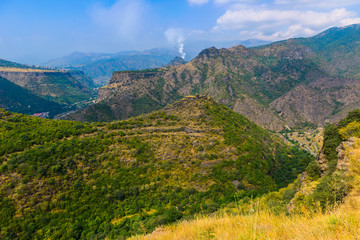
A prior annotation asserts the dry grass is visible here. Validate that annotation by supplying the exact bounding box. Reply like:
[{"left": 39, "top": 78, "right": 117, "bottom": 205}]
[
  {"left": 130, "top": 137, "right": 360, "bottom": 240},
  {"left": 131, "top": 202, "right": 360, "bottom": 240}
]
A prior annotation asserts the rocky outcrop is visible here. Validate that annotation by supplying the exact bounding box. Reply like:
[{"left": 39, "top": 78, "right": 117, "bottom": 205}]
[
  {"left": 316, "top": 150, "right": 329, "bottom": 176},
  {"left": 336, "top": 137, "right": 356, "bottom": 172},
  {"left": 97, "top": 71, "right": 164, "bottom": 102}
]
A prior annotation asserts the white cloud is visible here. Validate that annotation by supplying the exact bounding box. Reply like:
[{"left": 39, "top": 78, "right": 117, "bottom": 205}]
[
  {"left": 90, "top": 0, "right": 145, "bottom": 39},
  {"left": 214, "top": 0, "right": 258, "bottom": 5},
  {"left": 187, "top": 0, "right": 210, "bottom": 6},
  {"left": 275, "top": 0, "right": 360, "bottom": 9},
  {"left": 215, "top": 7, "right": 360, "bottom": 40}
]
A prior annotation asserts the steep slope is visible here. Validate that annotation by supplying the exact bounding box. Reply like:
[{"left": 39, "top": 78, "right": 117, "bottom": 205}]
[
  {"left": 0, "top": 76, "right": 64, "bottom": 117},
  {"left": 302, "top": 24, "right": 360, "bottom": 78},
  {"left": 0, "top": 96, "right": 312, "bottom": 239},
  {"left": 66, "top": 24, "right": 360, "bottom": 131},
  {"left": 0, "top": 59, "right": 96, "bottom": 105}
]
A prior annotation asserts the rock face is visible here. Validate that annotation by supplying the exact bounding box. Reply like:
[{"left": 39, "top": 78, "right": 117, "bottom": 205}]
[
  {"left": 336, "top": 137, "right": 357, "bottom": 172},
  {"left": 316, "top": 150, "right": 329, "bottom": 176},
  {"left": 97, "top": 71, "right": 163, "bottom": 102},
  {"left": 269, "top": 84, "right": 336, "bottom": 127},
  {"left": 66, "top": 24, "right": 360, "bottom": 130}
]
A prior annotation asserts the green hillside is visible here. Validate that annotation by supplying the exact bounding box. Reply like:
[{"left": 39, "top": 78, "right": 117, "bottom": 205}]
[
  {"left": 0, "top": 77, "right": 64, "bottom": 117},
  {"left": 0, "top": 96, "right": 312, "bottom": 239},
  {"left": 131, "top": 108, "right": 360, "bottom": 240}
]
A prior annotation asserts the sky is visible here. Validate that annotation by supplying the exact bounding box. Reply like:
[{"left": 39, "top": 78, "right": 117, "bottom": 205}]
[{"left": 1, "top": 0, "right": 360, "bottom": 64}]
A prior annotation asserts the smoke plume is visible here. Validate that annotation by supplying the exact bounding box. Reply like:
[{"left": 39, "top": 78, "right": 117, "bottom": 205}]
[{"left": 165, "top": 28, "right": 186, "bottom": 59}]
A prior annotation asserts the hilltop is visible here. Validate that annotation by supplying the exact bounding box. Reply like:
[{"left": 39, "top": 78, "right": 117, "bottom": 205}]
[
  {"left": 66, "top": 24, "right": 360, "bottom": 131},
  {"left": 0, "top": 96, "right": 312, "bottom": 239}
]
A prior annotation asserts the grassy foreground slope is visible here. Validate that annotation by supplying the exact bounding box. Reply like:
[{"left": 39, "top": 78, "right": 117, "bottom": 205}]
[
  {"left": 0, "top": 96, "right": 312, "bottom": 239},
  {"left": 132, "top": 198, "right": 360, "bottom": 240}
]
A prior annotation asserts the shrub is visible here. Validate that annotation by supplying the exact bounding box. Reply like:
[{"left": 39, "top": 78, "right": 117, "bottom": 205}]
[{"left": 306, "top": 161, "right": 321, "bottom": 180}]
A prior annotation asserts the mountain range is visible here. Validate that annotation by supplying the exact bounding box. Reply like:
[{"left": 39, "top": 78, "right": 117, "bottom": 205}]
[
  {"left": 45, "top": 40, "right": 270, "bottom": 87},
  {"left": 65, "top": 24, "right": 360, "bottom": 131}
]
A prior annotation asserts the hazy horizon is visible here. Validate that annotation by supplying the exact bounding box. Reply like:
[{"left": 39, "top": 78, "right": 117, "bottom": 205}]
[{"left": 1, "top": 0, "right": 360, "bottom": 65}]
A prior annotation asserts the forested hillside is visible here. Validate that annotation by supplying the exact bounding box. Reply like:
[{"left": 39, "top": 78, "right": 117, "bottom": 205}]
[
  {"left": 0, "top": 96, "right": 312, "bottom": 239},
  {"left": 132, "top": 109, "right": 360, "bottom": 240}
]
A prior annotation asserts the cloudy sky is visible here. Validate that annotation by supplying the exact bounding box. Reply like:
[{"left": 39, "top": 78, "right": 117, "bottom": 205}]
[{"left": 1, "top": 0, "right": 360, "bottom": 64}]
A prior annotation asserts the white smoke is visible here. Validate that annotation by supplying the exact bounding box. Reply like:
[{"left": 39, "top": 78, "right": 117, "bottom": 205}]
[{"left": 165, "top": 28, "right": 186, "bottom": 59}]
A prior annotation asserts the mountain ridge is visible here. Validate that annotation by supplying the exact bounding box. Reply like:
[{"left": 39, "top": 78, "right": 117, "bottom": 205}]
[{"left": 65, "top": 24, "right": 360, "bottom": 131}]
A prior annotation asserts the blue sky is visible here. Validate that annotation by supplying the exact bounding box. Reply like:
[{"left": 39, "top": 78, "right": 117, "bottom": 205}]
[{"left": 1, "top": 0, "right": 360, "bottom": 64}]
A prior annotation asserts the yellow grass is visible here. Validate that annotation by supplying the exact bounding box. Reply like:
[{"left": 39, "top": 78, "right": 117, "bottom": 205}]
[
  {"left": 131, "top": 137, "right": 360, "bottom": 240},
  {"left": 131, "top": 203, "right": 360, "bottom": 240}
]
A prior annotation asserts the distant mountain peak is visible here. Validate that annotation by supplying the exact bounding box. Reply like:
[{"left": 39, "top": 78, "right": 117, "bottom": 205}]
[
  {"left": 196, "top": 47, "right": 229, "bottom": 60},
  {"left": 166, "top": 56, "right": 187, "bottom": 66}
]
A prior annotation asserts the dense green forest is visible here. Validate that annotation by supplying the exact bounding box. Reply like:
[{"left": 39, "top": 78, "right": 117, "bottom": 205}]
[{"left": 0, "top": 96, "right": 313, "bottom": 239}]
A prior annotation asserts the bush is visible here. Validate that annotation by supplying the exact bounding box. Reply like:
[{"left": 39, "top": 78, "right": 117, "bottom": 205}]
[
  {"left": 311, "top": 174, "right": 350, "bottom": 210},
  {"left": 306, "top": 161, "right": 321, "bottom": 180},
  {"left": 282, "top": 188, "right": 296, "bottom": 202},
  {"left": 339, "top": 121, "right": 360, "bottom": 139}
]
